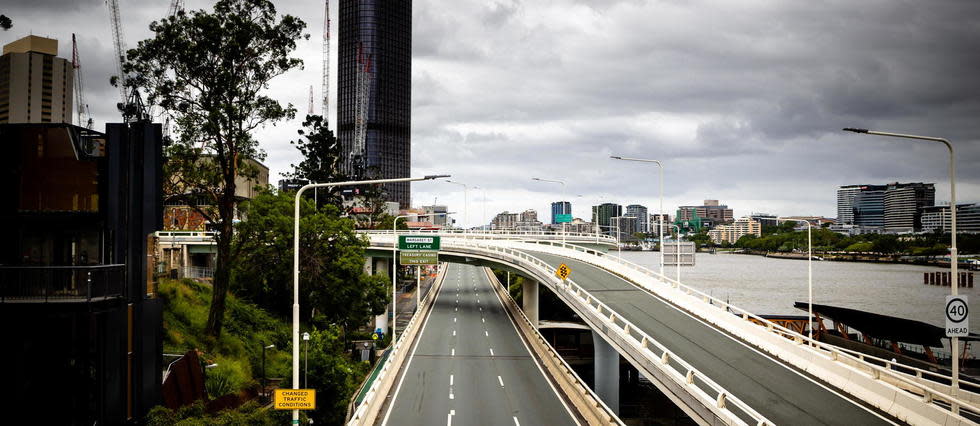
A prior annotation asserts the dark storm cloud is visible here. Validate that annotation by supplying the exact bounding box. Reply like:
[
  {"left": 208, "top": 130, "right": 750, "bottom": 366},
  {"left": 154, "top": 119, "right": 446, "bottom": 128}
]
[{"left": 4, "top": 0, "right": 978, "bottom": 225}]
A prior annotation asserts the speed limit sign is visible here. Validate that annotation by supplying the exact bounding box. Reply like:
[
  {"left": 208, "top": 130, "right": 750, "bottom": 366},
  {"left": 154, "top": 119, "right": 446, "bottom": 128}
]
[{"left": 946, "top": 295, "right": 969, "bottom": 337}]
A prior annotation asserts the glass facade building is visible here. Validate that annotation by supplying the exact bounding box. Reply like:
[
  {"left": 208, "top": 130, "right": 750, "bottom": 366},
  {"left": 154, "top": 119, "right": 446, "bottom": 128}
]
[
  {"left": 550, "top": 201, "right": 571, "bottom": 224},
  {"left": 338, "top": 0, "right": 412, "bottom": 207}
]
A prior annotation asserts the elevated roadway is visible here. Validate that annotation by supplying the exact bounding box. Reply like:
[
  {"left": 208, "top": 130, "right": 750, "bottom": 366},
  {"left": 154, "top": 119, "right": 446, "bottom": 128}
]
[
  {"left": 362, "top": 232, "right": 980, "bottom": 425},
  {"left": 379, "top": 263, "right": 579, "bottom": 425}
]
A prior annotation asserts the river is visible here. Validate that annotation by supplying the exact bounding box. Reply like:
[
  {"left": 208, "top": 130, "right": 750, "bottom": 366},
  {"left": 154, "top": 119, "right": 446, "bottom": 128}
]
[{"left": 616, "top": 251, "right": 977, "bottom": 332}]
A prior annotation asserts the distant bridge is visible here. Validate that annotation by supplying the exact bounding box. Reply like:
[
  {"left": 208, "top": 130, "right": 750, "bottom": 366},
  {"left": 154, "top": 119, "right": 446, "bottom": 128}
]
[{"left": 350, "top": 231, "right": 980, "bottom": 425}]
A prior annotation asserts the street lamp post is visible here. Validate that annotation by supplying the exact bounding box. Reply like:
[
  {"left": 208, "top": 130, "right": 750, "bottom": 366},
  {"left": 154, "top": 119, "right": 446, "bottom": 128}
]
[
  {"left": 532, "top": 177, "right": 567, "bottom": 245},
  {"left": 670, "top": 225, "right": 681, "bottom": 284},
  {"left": 446, "top": 180, "right": 468, "bottom": 234},
  {"left": 302, "top": 332, "right": 310, "bottom": 388},
  {"left": 843, "top": 127, "right": 960, "bottom": 397},
  {"left": 262, "top": 343, "right": 275, "bottom": 403},
  {"left": 791, "top": 220, "right": 814, "bottom": 342},
  {"left": 611, "top": 156, "right": 665, "bottom": 277},
  {"left": 473, "top": 186, "right": 487, "bottom": 232},
  {"left": 292, "top": 175, "right": 448, "bottom": 425}
]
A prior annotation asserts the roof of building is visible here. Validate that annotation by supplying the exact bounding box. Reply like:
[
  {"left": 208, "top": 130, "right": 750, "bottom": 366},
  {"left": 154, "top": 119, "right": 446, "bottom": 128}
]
[
  {"left": 3, "top": 35, "right": 58, "bottom": 56},
  {"left": 793, "top": 302, "right": 980, "bottom": 347}
]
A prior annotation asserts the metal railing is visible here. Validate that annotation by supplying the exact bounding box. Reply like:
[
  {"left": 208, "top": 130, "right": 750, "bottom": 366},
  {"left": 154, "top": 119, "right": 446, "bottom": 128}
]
[
  {"left": 0, "top": 264, "right": 126, "bottom": 303},
  {"left": 183, "top": 266, "right": 214, "bottom": 279},
  {"left": 369, "top": 235, "right": 772, "bottom": 426},
  {"left": 516, "top": 239, "right": 980, "bottom": 416},
  {"left": 361, "top": 229, "right": 619, "bottom": 245}
]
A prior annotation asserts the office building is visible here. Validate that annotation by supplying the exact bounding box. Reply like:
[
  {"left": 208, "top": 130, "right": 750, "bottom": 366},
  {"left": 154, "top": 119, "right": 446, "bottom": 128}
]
[
  {"left": 1, "top": 121, "right": 164, "bottom": 424},
  {"left": 611, "top": 216, "right": 639, "bottom": 240},
  {"left": 551, "top": 201, "right": 571, "bottom": 224},
  {"left": 750, "top": 213, "right": 778, "bottom": 228},
  {"left": 853, "top": 188, "right": 886, "bottom": 228},
  {"left": 836, "top": 185, "right": 867, "bottom": 224},
  {"left": 649, "top": 213, "right": 670, "bottom": 236},
  {"left": 883, "top": 182, "right": 934, "bottom": 233},
  {"left": 708, "top": 217, "right": 762, "bottom": 244},
  {"left": 337, "top": 0, "right": 412, "bottom": 207},
  {"left": 920, "top": 204, "right": 980, "bottom": 233},
  {"left": 592, "top": 203, "right": 622, "bottom": 235},
  {"left": 421, "top": 204, "right": 449, "bottom": 226},
  {"left": 625, "top": 204, "right": 649, "bottom": 233},
  {"left": 0, "top": 35, "right": 73, "bottom": 124},
  {"left": 676, "top": 200, "right": 733, "bottom": 226}
]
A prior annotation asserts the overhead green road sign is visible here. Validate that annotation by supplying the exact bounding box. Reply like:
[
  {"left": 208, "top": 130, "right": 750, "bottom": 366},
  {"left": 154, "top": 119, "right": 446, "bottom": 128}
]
[
  {"left": 400, "top": 250, "right": 439, "bottom": 265},
  {"left": 398, "top": 235, "right": 441, "bottom": 250},
  {"left": 555, "top": 214, "right": 572, "bottom": 223}
]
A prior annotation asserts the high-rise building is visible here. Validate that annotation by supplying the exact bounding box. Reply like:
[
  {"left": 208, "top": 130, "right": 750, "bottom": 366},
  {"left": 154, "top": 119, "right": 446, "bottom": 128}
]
[
  {"left": 836, "top": 185, "right": 868, "bottom": 224},
  {"left": 491, "top": 211, "right": 519, "bottom": 230},
  {"left": 550, "top": 201, "right": 571, "bottom": 224},
  {"left": 0, "top": 35, "right": 74, "bottom": 124},
  {"left": 883, "top": 182, "right": 934, "bottom": 233},
  {"left": 853, "top": 189, "right": 885, "bottom": 228},
  {"left": 625, "top": 204, "right": 649, "bottom": 233},
  {"left": 750, "top": 213, "right": 778, "bottom": 228},
  {"left": 421, "top": 204, "right": 448, "bottom": 226},
  {"left": 592, "top": 203, "right": 622, "bottom": 235},
  {"left": 708, "top": 217, "right": 762, "bottom": 244},
  {"left": 337, "top": 0, "right": 412, "bottom": 207},
  {"left": 611, "top": 216, "right": 638, "bottom": 239}
]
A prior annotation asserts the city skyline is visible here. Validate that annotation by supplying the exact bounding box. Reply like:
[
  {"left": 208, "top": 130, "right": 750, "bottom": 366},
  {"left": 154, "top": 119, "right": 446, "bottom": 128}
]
[{"left": 2, "top": 0, "right": 978, "bottom": 227}]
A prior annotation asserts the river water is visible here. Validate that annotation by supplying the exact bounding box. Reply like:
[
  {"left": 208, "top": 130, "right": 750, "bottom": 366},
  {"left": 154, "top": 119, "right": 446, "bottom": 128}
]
[{"left": 616, "top": 251, "right": 977, "bottom": 332}]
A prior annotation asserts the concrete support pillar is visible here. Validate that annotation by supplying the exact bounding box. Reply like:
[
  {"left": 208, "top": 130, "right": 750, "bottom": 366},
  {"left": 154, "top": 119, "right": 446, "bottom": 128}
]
[
  {"left": 592, "top": 331, "right": 620, "bottom": 415},
  {"left": 522, "top": 279, "right": 539, "bottom": 328}
]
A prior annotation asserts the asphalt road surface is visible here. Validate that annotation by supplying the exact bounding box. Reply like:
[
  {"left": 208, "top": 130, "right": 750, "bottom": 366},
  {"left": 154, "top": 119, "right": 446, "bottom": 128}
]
[
  {"left": 380, "top": 264, "right": 579, "bottom": 426},
  {"left": 525, "top": 250, "right": 899, "bottom": 426}
]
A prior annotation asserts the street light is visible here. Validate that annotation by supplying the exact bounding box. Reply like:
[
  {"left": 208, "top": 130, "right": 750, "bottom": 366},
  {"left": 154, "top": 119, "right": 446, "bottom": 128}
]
[
  {"left": 473, "top": 186, "right": 488, "bottom": 232},
  {"left": 262, "top": 343, "right": 275, "bottom": 403},
  {"left": 611, "top": 156, "right": 665, "bottom": 277},
  {"left": 392, "top": 211, "right": 453, "bottom": 343},
  {"left": 791, "top": 220, "right": 814, "bottom": 343},
  {"left": 843, "top": 127, "right": 960, "bottom": 397},
  {"left": 302, "top": 332, "right": 310, "bottom": 389},
  {"left": 292, "top": 174, "right": 448, "bottom": 424},
  {"left": 445, "top": 180, "right": 468, "bottom": 233},
  {"left": 532, "top": 177, "right": 568, "bottom": 245},
  {"left": 669, "top": 224, "right": 681, "bottom": 284}
]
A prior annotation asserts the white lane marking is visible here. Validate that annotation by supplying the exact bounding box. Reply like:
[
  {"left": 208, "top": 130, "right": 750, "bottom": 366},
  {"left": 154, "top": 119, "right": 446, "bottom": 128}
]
[
  {"left": 497, "top": 375, "right": 504, "bottom": 387},
  {"left": 454, "top": 317, "right": 457, "bottom": 323},
  {"left": 455, "top": 307, "right": 458, "bottom": 312},
  {"left": 482, "top": 266, "right": 580, "bottom": 425},
  {"left": 479, "top": 307, "right": 482, "bottom": 311},
  {"left": 381, "top": 264, "right": 448, "bottom": 426},
  {"left": 450, "top": 374, "right": 454, "bottom": 386},
  {"left": 447, "top": 412, "right": 453, "bottom": 426},
  {"left": 453, "top": 329, "right": 456, "bottom": 336},
  {"left": 449, "top": 392, "right": 454, "bottom": 400},
  {"left": 485, "top": 330, "right": 489, "bottom": 337},
  {"left": 482, "top": 318, "right": 485, "bottom": 323},
  {"left": 513, "top": 417, "right": 520, "bottom": 426},
  {"left": 451, "top": 348, "right": 455, "bottom": 357},
  {"left": 489, "top": 348, "right": 494, "bottom": 356}
]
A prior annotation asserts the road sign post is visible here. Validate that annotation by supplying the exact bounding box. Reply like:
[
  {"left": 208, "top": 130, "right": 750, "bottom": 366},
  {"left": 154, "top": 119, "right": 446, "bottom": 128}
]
[{"left": 946, "top": 295, "right": 969, "bottom": 337}]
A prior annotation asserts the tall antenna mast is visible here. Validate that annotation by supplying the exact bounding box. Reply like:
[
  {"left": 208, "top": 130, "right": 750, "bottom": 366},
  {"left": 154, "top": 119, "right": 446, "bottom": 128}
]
[
  {"left": 308, "top": 85, "right": 314, "bottom": 116},
  {"left": 321, "top": 0, "right": 330, "bottom": 124}
]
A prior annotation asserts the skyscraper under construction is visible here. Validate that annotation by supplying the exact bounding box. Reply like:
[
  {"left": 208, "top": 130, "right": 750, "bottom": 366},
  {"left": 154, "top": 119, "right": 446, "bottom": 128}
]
[{"left": 337, "top": 0, "right": 412, "bottom": 208}]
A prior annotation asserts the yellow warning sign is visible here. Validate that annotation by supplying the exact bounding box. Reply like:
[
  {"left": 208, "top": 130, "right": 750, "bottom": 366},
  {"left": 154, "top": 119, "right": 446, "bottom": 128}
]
[
  {"left": 555, "top": 263, "right": 571, "bottom": 280},
  {"left": 273, "top": 389, "right": 316, "bottom": 410}
]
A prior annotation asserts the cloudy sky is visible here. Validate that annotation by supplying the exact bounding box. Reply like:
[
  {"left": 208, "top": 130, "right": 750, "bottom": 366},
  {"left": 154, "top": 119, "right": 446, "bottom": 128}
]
[{"left": 4, "top": 0, "right": 979, "bottom": 227}]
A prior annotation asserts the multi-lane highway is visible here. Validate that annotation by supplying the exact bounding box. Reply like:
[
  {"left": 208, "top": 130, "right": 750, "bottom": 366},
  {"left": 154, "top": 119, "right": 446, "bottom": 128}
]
[
  {"left": 525, "top": 251, "right": 899, "bottom": 426},
  {"left": 380, "top": 264, "right": 579, "bottom": 426}
]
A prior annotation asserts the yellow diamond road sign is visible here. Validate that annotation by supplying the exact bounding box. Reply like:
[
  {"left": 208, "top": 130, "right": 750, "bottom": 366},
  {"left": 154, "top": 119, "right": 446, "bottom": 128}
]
[{"left": 555, "top": 263, "right": 571, "bottom": 280}]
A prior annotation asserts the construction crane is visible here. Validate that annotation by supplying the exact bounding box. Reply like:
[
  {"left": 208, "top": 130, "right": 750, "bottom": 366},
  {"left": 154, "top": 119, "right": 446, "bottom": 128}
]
[
  {"left": 106, "top": 0, "right": 147, "bottom": 122},
  {"left": 71, "top": 34, "right": 93, "bottom": 129},
  {"left": 308, "top": 85, "right": 314, "bottom": 116},
  {"left": 321, "top": 0, "right": 330, "bottom": 123},
  {"left": 168, "top": 0, "right": 184, "bottom": 17},
  {"left": 349, "top": 43, "right": 373, "bottom": 179}
]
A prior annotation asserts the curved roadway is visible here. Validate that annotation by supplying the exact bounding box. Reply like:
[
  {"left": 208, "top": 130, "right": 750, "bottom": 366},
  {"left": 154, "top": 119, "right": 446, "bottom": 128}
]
[
  {"left": 379, "top": 264, "right": 579, "bottom": 426},
  {"left": 524, "top": 250, "right": 900, "bottom": 425}
]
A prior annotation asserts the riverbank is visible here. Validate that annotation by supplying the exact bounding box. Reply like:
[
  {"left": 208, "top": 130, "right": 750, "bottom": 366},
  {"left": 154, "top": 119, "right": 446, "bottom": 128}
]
[{"left": 711, "top": 249, "right": 979, "bottom": 269}]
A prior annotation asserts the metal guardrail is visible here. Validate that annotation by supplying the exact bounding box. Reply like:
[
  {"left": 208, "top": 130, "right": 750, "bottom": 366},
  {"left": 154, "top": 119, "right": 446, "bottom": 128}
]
[
  {"left": 368, "top": 235, "right": 772, "bottom": 426},
  {"left": 362, "top": 229, "right": 619, "bottom": 245},
  {"left": 0, "top": 264, "right": 126, "bottom": 303},
  {"left": 183, "top": 266, "right": 214, "bottom": 279},
  {"left": 519, "top": 240, "right": 980, "bottom": 418}
]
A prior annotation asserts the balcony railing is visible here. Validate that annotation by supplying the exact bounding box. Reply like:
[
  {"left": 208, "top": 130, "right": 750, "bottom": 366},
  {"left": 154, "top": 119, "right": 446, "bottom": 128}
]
[{"left": 0, "top": 264, "right": 126, "bottom": 303}]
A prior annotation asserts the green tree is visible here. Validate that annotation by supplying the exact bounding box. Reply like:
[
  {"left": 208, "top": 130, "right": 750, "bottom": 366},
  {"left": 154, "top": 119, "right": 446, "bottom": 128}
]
[
  {"left": 123, "top": 0, "right": 307, "bottom": 337},
  {"left": 304, "top": 326, "right": 371, "bottom": 425},
  {"left": 0, "top": 14, "right": 12, "bottom": 31},
  {"left": 286, "top": 114, "right": 347, "bottom": 208},
  {"left": 231, "top": 191, "right": 389, "bottom": 332}
]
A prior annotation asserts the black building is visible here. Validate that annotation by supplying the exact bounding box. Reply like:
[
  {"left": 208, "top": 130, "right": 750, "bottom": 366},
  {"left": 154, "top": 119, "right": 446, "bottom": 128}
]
[
  {"left": 0, "top": 122, "right": 164, "bottom": 424},
  {"left": 338, "top": 0, "right": 412, "bottom": 208}
]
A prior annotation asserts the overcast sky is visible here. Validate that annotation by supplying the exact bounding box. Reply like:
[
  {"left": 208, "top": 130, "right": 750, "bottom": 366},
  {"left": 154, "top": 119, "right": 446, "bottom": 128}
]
[{"left": 4, "top": 0, "right": 979, "bottom": 227}]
